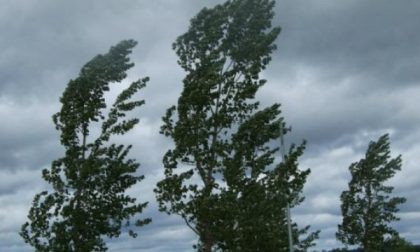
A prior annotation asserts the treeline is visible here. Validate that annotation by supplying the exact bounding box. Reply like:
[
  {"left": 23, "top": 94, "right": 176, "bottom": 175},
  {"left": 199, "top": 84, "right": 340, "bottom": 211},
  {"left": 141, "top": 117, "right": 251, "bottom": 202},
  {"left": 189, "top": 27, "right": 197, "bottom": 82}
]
[
  {"left": 20, "top": 0, "right": 409, "bottom": 251},
  {"left": 327, "top": 236, "right": 420, "bottom": 252}
]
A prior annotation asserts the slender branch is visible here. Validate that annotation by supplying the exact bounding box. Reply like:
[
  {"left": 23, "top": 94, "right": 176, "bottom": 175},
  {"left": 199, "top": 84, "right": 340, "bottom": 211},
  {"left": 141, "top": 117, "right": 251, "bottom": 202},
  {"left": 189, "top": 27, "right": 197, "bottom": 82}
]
[
  {"left": 176, "top": 213, "right": 199, "bottom": 235},
  {"left": 234, "top": 72, "right": 243, "bottom": 83},
  {"left": 221, "top": 58, "right": 234, "bottom": 75}
]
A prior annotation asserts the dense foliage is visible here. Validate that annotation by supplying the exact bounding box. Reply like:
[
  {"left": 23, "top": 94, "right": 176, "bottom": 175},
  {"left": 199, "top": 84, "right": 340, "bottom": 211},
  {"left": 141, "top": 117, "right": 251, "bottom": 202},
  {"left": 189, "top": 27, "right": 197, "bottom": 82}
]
[
  {"left": 337, "top": 134, "right": 406, "bottom": 251},
  {"left": 155, "top": 0, "right": 318, "bottom": 251},
  {"left": 20, "top": 40, "right": 151, "bottom": 251}
]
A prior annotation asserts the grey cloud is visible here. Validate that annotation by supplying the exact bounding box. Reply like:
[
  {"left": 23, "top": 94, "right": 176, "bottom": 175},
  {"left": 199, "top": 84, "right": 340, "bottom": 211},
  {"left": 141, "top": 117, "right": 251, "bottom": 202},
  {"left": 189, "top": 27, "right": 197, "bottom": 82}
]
[
  {"left": 1, "top": 0, "right": 419, "bottom": 251},
  {"left": 0, "top": 0, "right": 211, "bottom": 99},
  {"left": 273, "top": 0, "right": 420, "bottom": 88},
  {"left": 0, "top": 101, "right": 62, "bottom": 172},
  {"left": 263, "top": 0, "right": 420, "bottom": 146}
]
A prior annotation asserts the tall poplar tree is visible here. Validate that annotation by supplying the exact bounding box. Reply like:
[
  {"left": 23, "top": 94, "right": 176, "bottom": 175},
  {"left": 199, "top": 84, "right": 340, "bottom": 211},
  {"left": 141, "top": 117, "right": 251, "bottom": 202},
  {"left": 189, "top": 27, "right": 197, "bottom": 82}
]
[
  {"left": 337, "top": 134, "right": 406, "bottom": 251},
  {"left": 155, "top": 0, "right": 318, "bottom": 251},
  {"left": 21, "top": 40, "right": 151, "bottom": 251}
]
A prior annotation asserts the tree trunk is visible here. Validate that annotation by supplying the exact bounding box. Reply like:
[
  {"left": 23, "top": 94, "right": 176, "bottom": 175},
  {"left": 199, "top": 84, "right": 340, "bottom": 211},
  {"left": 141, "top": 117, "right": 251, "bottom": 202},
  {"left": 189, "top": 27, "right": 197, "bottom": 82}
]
[{"left": 202, "top": 230, "right": 213, "bottom": 252}]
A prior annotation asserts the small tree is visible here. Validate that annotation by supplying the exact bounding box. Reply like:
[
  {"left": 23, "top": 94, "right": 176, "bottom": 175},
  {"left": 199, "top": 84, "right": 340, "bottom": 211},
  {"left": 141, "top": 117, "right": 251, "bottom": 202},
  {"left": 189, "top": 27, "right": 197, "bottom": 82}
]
[
  {"left": 155, "top": 0, "right": 318, "bottom": 250},
  {"left": 21, "top": 40, "right": 151, "bottom": 251},
  {"left": 337, "top": 134, "right": 406, "bottom": 251}
]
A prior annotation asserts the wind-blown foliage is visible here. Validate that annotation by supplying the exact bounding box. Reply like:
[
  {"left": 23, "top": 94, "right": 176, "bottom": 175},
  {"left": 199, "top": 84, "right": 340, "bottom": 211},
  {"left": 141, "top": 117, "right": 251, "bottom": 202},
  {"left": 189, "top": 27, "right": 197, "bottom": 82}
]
[
  {"left": 337, "top": 134, "right": 406, "bottom": 251},
  {"left": 155, "top": 0, "right": 318, "bottom": 251},
  {"left": 20, "top": 40, "right": 151, "bottom": 251}
]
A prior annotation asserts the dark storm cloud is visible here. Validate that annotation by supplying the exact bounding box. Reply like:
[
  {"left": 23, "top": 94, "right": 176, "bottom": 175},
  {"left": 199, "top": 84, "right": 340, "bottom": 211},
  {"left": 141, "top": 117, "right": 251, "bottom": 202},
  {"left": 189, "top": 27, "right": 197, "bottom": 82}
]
[
  {"left": 258, "top": 0, "right": 420, "bottom": 148},
  {"left": 273, "top": 0, "right": 420, "bottom": 88},
  {"left": 1, "top": 0, "right": 419, "bottom": 251},
  {"left": 0, "top": 0, "right": 219, "bottom": 100}
]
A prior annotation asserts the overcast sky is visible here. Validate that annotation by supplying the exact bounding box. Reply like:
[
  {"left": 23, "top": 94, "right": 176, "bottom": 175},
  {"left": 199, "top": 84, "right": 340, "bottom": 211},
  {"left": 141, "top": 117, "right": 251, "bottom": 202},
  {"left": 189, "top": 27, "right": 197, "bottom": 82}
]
[{"left": 1, "top": 0, "right": 419, "bottom": 251}]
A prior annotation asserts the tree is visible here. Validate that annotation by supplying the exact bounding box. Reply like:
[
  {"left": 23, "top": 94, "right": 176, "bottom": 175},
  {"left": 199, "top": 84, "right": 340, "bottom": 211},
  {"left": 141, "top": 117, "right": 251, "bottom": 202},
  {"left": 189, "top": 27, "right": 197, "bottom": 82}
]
[
  {"left": 155, "top": 0, "right": 318, "bottom": 250},
  {"left": 383, "top": 235, "right": 417, "bottom": 252},
  {"left": 337, "top": 134, "right": 406, "bottom": 251},
  {"left": 20, "top": 40, "right": 151, "bottom": 251}
]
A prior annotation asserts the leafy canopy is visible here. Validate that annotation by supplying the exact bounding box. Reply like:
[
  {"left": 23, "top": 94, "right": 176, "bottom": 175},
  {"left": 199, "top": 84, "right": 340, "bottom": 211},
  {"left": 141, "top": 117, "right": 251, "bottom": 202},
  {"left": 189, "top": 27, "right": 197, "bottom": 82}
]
[
  {"left": 20, "top": 40, "right": 151, "bottom": 252},
  {"left": 337, "top": 134, "right": 406, "bottom": 251},
  {"left": 155, "top": 0, "right": 318, "bottom": 251}
]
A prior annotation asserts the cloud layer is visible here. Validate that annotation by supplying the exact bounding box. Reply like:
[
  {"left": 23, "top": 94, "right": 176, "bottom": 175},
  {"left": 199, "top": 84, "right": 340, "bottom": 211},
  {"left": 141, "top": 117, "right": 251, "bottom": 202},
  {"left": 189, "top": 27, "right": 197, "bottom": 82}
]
[{"left": 1, "top": 0, "right": 419, "bottom": 251}]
